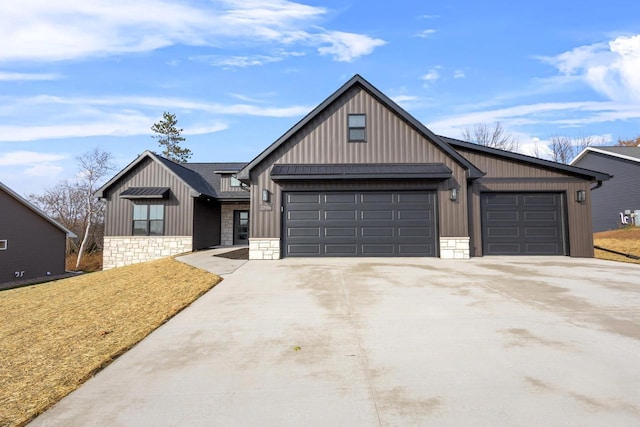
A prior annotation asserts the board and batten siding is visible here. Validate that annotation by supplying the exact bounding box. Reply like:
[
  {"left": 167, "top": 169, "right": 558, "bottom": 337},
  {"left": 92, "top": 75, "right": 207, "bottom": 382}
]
[
  {"left": 0, "top": 188, "right": 67, "bottom": 283},
  {"left": 193, "top": 198, "right": 221, "bottom": 249},
  {"left": 249, "top": 85, "right": 469, "bottom": 240},
  {"left": 219, "top": 175, "right": 245, "bottom": 193},
  {"left": 103, "top": 157, "right": 195, "bottom": 237},
  {"left": 572, "top": 152, "right": 640, "bottom": 232},
  {"left": 457, "top": 148, "right": 595, "bottom": 257}
]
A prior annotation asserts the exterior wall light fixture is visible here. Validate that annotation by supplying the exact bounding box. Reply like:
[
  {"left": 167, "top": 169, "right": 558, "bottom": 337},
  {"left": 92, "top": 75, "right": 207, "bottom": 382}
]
[
  {"left": 450, "top": 188, "right": 458, "bottom": 201},
  {"left": 576, "top": 190, "right": 586, "bottom": 203},
  {"left": 262, "top": 189, "right": 270, "bottom": 203}
]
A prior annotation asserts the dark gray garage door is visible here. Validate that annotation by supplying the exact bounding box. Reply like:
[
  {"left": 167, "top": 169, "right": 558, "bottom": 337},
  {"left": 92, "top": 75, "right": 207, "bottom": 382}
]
[
  {"left": 284, "top": 191, "right": 436, "bottom": 257},
  {"left": 481, "top": 192, "right": 566, "bottom": 255}
]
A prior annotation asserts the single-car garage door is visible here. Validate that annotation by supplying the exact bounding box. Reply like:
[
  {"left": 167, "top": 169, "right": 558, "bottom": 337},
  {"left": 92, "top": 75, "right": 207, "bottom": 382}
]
[
  {"left": 284, "top": 191, "right": 436, "bottom": 257},
  {"left": 481, "top": 192, "right": 566, "bottom": 255}
]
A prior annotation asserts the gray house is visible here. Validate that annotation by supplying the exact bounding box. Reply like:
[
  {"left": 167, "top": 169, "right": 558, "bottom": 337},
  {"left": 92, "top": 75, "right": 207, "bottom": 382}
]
[
  {"left": 96, "top": 151, "right": 249, "bottom": 269},
  {"left": 0, "top": 181, "right": 76, "bottom": 285},
  {"left": 237, "top": 75, "right": 610, "bottom": 259},
  {"left": 571, "top": 146, "right": 640, "bottom": 231},
  {"left": 101, "top": 75, "right": 611, "bottom": 267}
]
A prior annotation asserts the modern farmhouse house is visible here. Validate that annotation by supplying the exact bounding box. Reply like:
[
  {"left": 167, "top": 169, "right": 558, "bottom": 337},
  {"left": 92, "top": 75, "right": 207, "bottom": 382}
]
[{"left": 100, "top": 75, "right": 610, "bottom": 267}]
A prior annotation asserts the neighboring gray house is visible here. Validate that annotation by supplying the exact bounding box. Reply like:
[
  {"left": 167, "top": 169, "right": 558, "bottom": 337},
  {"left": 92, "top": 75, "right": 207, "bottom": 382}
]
[
  {"left": 0, "top": 181, "right": 76, "bottom": 285},
  {"left": 96, "top": 151, "right": 248, "bottom": 269},
  {"left": 571, "top": 146, "right": 640, "bottom": 231},
  {"left": 237, "top": 75, "right": 610, "bottom": 260}
]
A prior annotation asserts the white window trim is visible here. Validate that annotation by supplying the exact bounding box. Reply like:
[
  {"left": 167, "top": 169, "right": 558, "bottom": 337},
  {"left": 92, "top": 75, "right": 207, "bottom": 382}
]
[{"left": 0, "top": 240, "right": 7, "bottom": 250}]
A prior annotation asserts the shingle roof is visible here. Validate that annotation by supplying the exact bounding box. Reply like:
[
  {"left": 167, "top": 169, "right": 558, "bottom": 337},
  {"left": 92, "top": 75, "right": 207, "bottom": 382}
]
[
  {"left": 571, "top": 146, "right": 640, "bottom": 166},
  {"left": 271, "top": 163, "right": 452, "bottom": 181},
  {"left": 96, "top": 151, "right": 249, "bottom": 200}
]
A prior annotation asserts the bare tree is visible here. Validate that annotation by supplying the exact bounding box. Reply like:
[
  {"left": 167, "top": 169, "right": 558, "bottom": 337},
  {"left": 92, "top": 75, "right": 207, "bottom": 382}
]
[
  {"left": 75, "top": 148, "right": 114, "bottom": 269},
  {"left": 549, "top": 135, "right": 605, "bottom": 164},
  {"left": 462, "top": 122, "right": 519, "bottom": 152},
  {"left": 30, "top": 148, "right": 113, "bottom": 270},
  {"left": 617, "top": 136, "right": 640, "bottom": 147}
]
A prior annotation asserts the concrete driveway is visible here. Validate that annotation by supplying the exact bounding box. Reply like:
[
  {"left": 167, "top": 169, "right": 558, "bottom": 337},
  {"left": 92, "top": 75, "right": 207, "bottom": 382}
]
[{"left": 32, "top": 257, "right": 640, "bottom": 426}]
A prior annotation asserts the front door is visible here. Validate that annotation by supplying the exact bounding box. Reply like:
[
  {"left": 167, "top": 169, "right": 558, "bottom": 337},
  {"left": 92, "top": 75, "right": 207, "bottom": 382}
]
[{"left": 233, "top": 210, "right": 249, "bottom": 245}]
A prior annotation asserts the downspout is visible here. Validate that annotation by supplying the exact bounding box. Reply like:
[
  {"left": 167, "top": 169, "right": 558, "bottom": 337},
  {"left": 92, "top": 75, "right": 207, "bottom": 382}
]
[{"left": 590, "top": 180, "right": 603, "bottom": 191}]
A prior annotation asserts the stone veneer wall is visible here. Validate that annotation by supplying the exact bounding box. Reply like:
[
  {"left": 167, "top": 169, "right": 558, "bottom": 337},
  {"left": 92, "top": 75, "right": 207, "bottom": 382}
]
[
  {"left": 103, "top": 236, "right": 192, "bottom": 270},
  {"left": 221, "top": 203, "right": 250, "bottom": 246},
  {"left": 439, "top": 237, "right": 470, "bottom": 259},
  {"left": 249, "top": 238, "right": 281, "bottom": 260}
]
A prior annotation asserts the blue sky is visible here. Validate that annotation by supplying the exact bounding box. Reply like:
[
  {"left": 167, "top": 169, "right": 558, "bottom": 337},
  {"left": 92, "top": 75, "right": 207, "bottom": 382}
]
[{"left": 1, "top": 0, "right": 639, "bottom": 197}]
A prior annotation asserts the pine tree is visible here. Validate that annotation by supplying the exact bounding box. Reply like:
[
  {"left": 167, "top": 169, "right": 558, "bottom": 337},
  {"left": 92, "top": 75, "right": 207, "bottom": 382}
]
[{"left": 151, "top": 112, "right": 192, "bottom": 163}]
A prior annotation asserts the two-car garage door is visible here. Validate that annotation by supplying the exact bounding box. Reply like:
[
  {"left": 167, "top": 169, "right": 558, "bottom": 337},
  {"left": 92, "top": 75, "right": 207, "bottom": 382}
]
[
  {"left": 481, "top": 192, "right": 566, "bottom": 255},
  {"left": 284, "top": 191, "right": 436, "bottom": 257}
]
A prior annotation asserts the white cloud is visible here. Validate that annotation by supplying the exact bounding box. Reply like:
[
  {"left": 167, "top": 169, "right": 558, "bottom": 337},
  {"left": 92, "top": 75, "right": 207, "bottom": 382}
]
[
  {"left": 0, "top": 94, "right": 308, "bottom": 142},
  {"left": 391, "top": 95, "right": 420, "bottom": 103},
  {"left": 453, "top": 70, "right": 465, "bottom": 79},
  {"left": 415, "top": 29, "right": 436, "bottom": 38},
  {"left": 317, "top": 31, "right": 386, "bottom": 62},
  {"left": 0, "top": 151, "right": 67, "bottom": 166},
  {"left": 193, "top": 50, "right": 305, "bottom": 69},
  {"left": 421, "top": 69, "right": 440, "bottom": 86},
  {"left": 426, "top": 101, "right": 640, "bottom": 137},
  {"left": 0, "top": 0, "right": 384, "bottom": 63},
  {"left": 540, "top": 34, "right": 640, "bottom": 102},
  {"left": 0, "top": 71, "right": 61, "bottom": 81},
  {"left": 24, "top": 163, "right": 64, "bottom": 177}
]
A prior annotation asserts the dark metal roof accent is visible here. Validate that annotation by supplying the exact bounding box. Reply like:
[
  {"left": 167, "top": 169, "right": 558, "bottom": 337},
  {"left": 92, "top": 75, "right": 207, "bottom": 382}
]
[
  {"left": 0, "top": 181, "right": 77, "bottom": 238},
  {"left": 237, "top": 74, "right": 484, "bottom": 182},
  {"left": 271, "top": 163, "right": 452, "bottom": 181},
  {"left": 120, "top": 187, "right": 170, "bottom": 199},
  {"left": 441, "top": 136, "right": 612, "bottom": 182}
]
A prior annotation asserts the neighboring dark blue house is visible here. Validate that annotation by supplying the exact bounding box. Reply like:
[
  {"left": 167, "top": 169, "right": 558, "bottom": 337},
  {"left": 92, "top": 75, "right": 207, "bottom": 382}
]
[{"left": 571, "top": 146, "right": 640, "bottom": 232}]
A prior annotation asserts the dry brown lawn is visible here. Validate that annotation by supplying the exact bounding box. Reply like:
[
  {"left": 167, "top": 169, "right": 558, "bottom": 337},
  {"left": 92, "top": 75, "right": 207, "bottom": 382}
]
[
  {"left": 594, "top": 227, "right": 640, "bottom": 265},
  {"left": 0, "top": 258, "right": 221, "bottom": 427}
]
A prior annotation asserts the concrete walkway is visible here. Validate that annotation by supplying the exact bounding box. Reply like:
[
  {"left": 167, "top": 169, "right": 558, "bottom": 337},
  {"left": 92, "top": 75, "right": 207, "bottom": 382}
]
[
  {"left": 31, "top": 256, "right": 640, "bottom": 426},
  {"left": 176, "top": 246, "right": 248, "bottom": 275}
]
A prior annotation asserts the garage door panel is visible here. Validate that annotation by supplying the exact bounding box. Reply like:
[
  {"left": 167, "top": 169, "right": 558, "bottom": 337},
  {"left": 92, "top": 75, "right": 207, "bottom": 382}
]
[
  {"left": 361, "top": 210, "right": 394, "bottom": 220},
  {"left": 288, "top": 194, "right": 320, "bottom": 203},
  {"left": 288, "top": 244, "right": 321, "bottom": 255},
  {"left": 361, "top": 193, "right": 393, "bottom": 203},
  {"left": 482, "top": 192, "right": 565, "bottom": 256},
  {"left": 325, "top": 210, "right": 357, "bottom": 220},
  {"left": 288, "top": 227, "right": 320, "bottom": 237},
  {"left": 324, "top": 193, "right": 356, "bottom": 203},
  {"left": 325, "top": 244, "right": 358, "bottom": 255},
  {"left": 284, "top": 191, "right": 436, "bottom": 257},
  {"left": 361, "top": 227, "right": 394, "bottom": 237}
]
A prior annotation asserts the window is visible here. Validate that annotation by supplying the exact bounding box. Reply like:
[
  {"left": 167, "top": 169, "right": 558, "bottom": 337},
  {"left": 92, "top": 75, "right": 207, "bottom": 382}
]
[
  {"left": 133, "top": 204, "right": 164, "bottom": 236},
  {"left": 0, "top": 240, "right": 6, "bottom": 250},
  {"left": 348, "top": 114, "right": 366, "bottom": 142},
  {"left": 230, "top": 176, "right": 242, "bottom": 187}
]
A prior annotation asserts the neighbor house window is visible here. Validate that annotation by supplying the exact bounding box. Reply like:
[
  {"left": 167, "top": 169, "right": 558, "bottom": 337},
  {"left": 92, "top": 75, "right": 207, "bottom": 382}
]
[
  {"left": 0, "top": 240, "right": 6, "bottom": 250},
  {"left": 230, "top": 176, "right": 242, "bottom": 187},
  {"left": 348, "top": 114, "right": 366, "bottom": 142},
  {"left": 133, "top": 204, "right": 164, "bottom": 236}
]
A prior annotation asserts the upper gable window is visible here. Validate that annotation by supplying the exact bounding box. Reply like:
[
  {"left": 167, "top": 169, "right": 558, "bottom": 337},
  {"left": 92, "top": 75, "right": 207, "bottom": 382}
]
[
  {"left": 230, "top": 176, "right": 241, "bottom": 187},
  {"left": 348, "top": 114, "right": 366, "bottom": 142}
]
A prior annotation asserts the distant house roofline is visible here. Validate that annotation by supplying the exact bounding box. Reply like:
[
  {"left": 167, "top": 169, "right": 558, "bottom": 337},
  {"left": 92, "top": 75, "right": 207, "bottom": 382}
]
[
  {"left": 0, "top": 181, "right": 77, "bottom": 238},
  {"left": 441, "top": 136, "right": 612, "bottom": 182},
  {"left": 571, "top": 146, "right": 640, "bottom": 166}
]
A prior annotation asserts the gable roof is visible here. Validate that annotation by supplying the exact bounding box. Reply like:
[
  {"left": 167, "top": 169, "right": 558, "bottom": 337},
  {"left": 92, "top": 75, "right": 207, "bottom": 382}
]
[
  {"left": 237, "top": 74, "right": 484, "bottom": 181},
  {"left": 96, "top": 151, "right": 247, "bottom": 199},
  {"left": 571, "top": 146, "right": 640, "bottom": 165},
  {"left": 0, "top": 181, "right": 76, "bottom": 237},
  {"left": 441, "top": 136, "right": 612, "bottom": 182}
]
